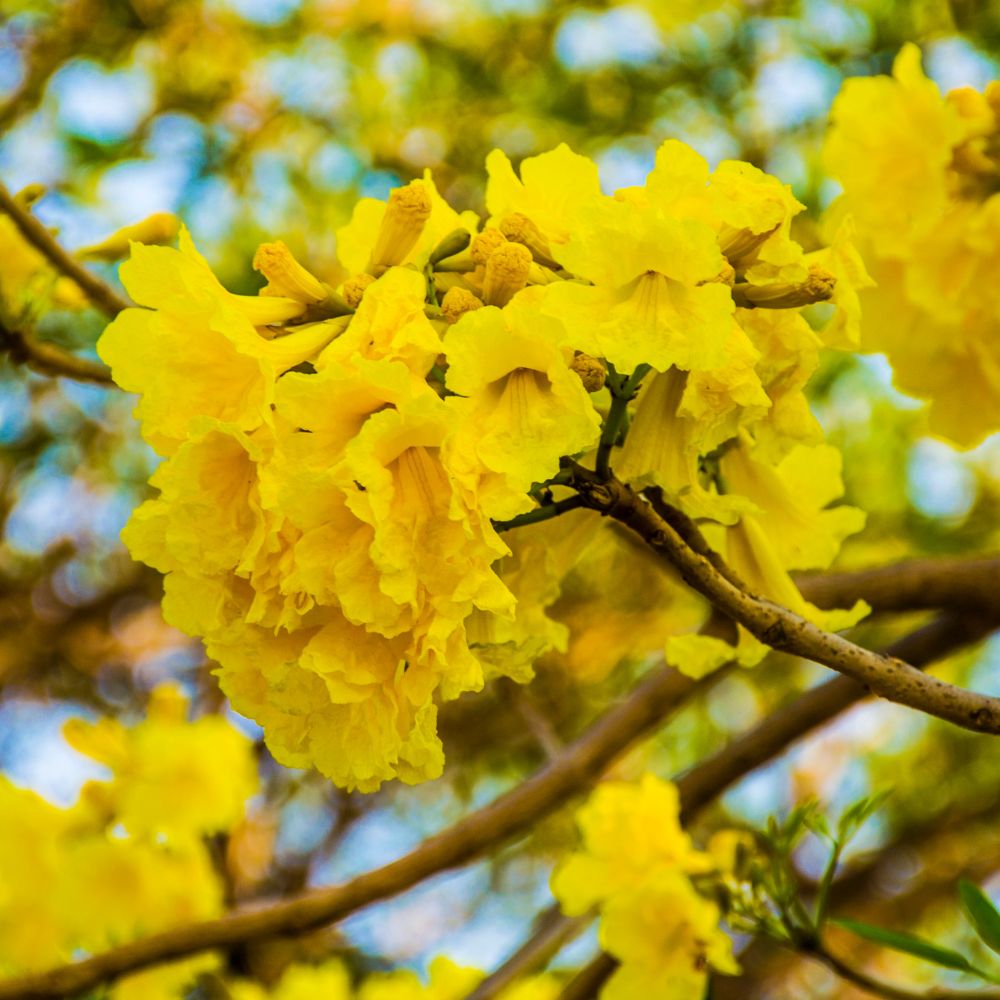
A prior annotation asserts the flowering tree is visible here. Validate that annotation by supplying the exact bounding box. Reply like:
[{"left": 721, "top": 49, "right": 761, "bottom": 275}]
[{"left": 4, "top": 4, "right": 1000, "bottom": 1000}]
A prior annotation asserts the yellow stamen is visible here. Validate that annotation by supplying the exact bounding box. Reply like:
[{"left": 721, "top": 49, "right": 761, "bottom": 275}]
[
  {"left": 253, "top": 240, "right": 329, "bottom": 303},
  {"left": 481, "top": 242, "right": 532, "bottom": 307}
]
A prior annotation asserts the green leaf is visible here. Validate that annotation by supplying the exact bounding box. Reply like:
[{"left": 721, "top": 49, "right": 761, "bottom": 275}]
[
  {"left": 837, "top": 790, "right": 890, "bottom": 843},
  {"left": 959, "top": 881, "right": 1000, "bottom": 956},
  {"left": 833, "top": 918, "right": 978, "bottom": 973}
]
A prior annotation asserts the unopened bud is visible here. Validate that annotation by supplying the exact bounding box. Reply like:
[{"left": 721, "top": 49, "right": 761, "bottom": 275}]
[
  {"left": 481, "top": 241, "right": 532, "bottom": 307},
  {"left": 700, "top": 261, "right": 736, "bottom": 287},
  {"left": 78, "top": 212, "right": 180, "bottom": 261},
  {"left": 429, "top": 227, "right": 472, "bottom": 265},
  {"left": 253, "top": 240, "right": 329, "bottom": 303},
  {"left": 441, "top": 286, "right": 484, "bottom": 324},
  {"left": 13, "top": 183, "right": 46, "bottom": 210},
  {"left": 342, "top": 272, "right": 376, "bottom": 309},
  {"left": 229, "top": 293, "right": 307, "bottom": 326},
  {"left": 570, "top": 352, "right": 607, "bottom": 392},
  {"left": 732, "top": 266, "right": 836, "bottom": 310},
  {"left": 719, "top": 224, "right": 777, "bottom": 271},
  {"left": 369, "top": 180, "right": 432, "bottom": 272},
  {"left": 499, "top": 212, "right": 559, "bottom": 268},
  {"left": 469, "top": 227, "right": 507, "bottom": 265}
]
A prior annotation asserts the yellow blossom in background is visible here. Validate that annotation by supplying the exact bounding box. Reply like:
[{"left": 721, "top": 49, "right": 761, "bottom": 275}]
[
  {"left": 552, "top": 774, "right": 737, "bottom": 999},
  {"left": 824, "top": 44, "right": 1000, "bottom": 446},
  {"left": 64, "top": 683, "right": 258, "bottom": 841},
  {"left": 551, "top": 773, "right": 711, "bottom": 913}
]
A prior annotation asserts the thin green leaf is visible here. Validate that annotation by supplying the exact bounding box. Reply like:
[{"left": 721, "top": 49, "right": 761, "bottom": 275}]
[
  {"left": 960, "top": 881, "right": 1000, "bottom": 956},
  {"left": 837, "top": 790, "right": 890, "bottom": 843},
  {"left": 833, "top": 918, "right": 978, "bottom": 973}
]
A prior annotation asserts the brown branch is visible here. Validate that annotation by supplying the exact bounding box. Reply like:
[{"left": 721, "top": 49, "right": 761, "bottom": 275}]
[
  {"left": 0, "top": 666, "right": 720, "bottom": 1000},
  {"left": 571, "top": 470, "right": 1000, "bottom": 736},
  {"left": 797, "top": 558, "right": 1000, "bottom": 616},
  {"left": 0, "top": 181, "right": 129, "bottom": 317},
  {"left": 557, "top": 953, "right": 617, "bottom": 1000},
  {"left": 676, "top": 612, "right": 997, "bottom": 821},
  {"left": 0, "top": 319, "right": 114, "bottom": 386},
  {"left": 464, "top": 905, "right": 590, "bottom": 1000}
]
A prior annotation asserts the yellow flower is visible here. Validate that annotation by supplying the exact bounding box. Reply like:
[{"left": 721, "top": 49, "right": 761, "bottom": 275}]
[
  {"left": 551, "top": 774, "right": 711, "bottom": 915},
  {"left": 718, "top": 434, "right": 866, "bottom": 572},
  {"left": 317, "top": 266, "right": 442, "bottom": 376},
  {"left": 825, "top": 43, "right": 967, "bottom": 251},
  {"left": 336, "top": 172, "right": 479, "bottom": 275},
  {"left": 99, "top": 230, "right": 342, "bottom": 454},
  {"left": 485, "top": 143, "right": 602, "bottom": 251},
  {"left": 0, "top": 215, "right": 86, "bottom": 316},
  {"left": 540, "top": 171, "right": 734, "bottom": 373},
  {"left": 443, "top": 291, "right": 601, "bottom": 520},
  {"left": 122, "top": 420, "right": 265, "bottom": 579},
  {"left": 64, "top": 684, "right": 258, "bottom": 841},
  {"left": 600, "top": 872, "right": 738, "bottom": 1000},
  {"left": 615, "top": 365, "right": 755, "bottom": 525}
]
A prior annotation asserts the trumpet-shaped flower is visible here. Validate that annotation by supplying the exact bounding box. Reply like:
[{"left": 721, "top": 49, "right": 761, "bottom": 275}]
[{"left": 443, "top": 291, "right": 601, "bottom": 519}]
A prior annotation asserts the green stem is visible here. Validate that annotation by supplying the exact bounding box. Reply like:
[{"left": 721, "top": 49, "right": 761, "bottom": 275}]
[
  {"left": 493, "top": 495, "right": 585, "bottom": 533},
  {"left": 594, "top": 363, "right": 651, "bottom": 480}
]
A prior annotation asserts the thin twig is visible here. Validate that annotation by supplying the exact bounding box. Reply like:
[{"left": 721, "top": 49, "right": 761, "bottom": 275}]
[
  {"left": 494, "top": 495, "right": 585, "bottom": 533},
  {"left": 0, "top": 319, "right": 114, "bottom": 386},
  {"left": 0, "top": 181, "right": 129, "bottom": 317},
  {"left": 464, "top": 905, "right": 590, "bottom": 1000}
]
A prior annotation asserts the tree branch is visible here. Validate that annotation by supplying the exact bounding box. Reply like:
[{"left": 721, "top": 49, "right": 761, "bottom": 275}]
[
  {"left": 797, "top": 557, "right": 1000, "bottom": 616},
  {"left": 464, "top": 906, "right": 590, "bottom": 1000},
  {"left": 676, "top": 612, "right": 998, "bottom": 821},
  {"left": 0, "top": 666, "right": 719, "bottom": 999},
  {"left": 0, "top": 181, "right": 129, "bottom": 318},
  {"left": 0, "top": 319, "right": 114, "bottom": 386},
  {"left": 572, "top": 470, "right": 1000, "bottom": 736}
]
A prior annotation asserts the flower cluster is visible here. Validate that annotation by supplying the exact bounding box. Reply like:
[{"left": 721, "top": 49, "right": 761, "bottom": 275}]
[
  {"left": 825, "top": 44, "right": 1000, "bottom": 447},
  {"left": 0, "top": 685, "right": 257, "bottom": 997},
  {"left": 551, "top": 774, "right": 738, "bottom": 1000},
  {"left": 101, "top": 140, "right": 865, "bottom": 791}
]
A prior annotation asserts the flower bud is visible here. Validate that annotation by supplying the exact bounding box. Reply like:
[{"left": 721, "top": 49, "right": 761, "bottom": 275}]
[
  {"left": 570, "top": 352, "right": 607, "bottom": 392},
  {"left": 342, "top": 272, "right": 376, "bottom": 309},
  {"left": 369, "top": 180, "right": 432, "bottom": 272},
  {"left": 732, "top": 265, "right": 836, "bottom": 309},
  {"left": 78, "top": 212, "right": 180, "bottom": 261},
  {"left": 481, "top": 241, "right": 532, "bottom": 307},
  {"left": 469, "top": 227, "right": 507, "bottom": 265},
  {"left": 253, "top": 240, "right": 329, "bottom": 303},
  {"left": 440, "top": 286, "right": 484, "bottom": 324}
]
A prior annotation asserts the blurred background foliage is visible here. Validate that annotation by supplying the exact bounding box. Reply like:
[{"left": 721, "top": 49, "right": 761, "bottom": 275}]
[{"left": 4, "top": 0, "right": 1000, "bottom": 996}]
